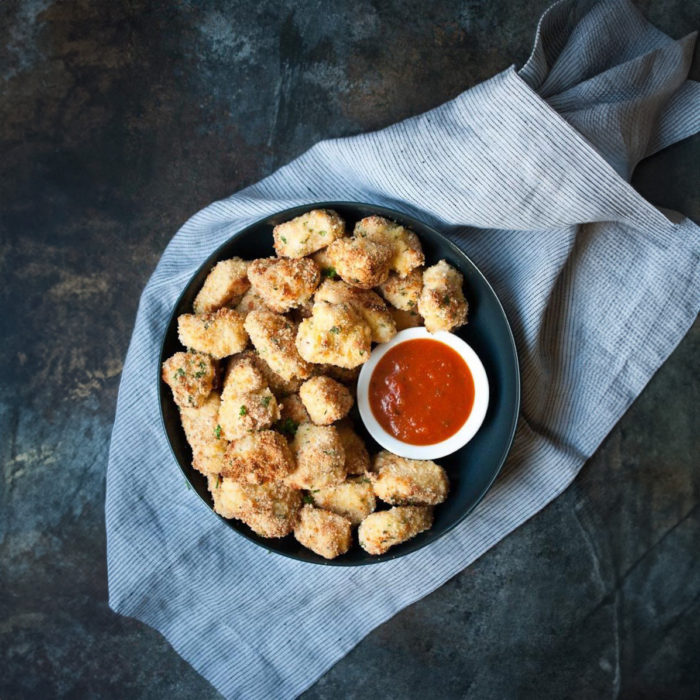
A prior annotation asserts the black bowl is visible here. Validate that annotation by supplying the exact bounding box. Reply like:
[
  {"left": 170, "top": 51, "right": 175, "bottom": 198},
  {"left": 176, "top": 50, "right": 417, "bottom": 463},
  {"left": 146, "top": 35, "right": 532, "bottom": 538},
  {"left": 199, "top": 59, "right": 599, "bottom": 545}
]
[{"left": 159, "top": 202, "right": 520, "bottom": 565}]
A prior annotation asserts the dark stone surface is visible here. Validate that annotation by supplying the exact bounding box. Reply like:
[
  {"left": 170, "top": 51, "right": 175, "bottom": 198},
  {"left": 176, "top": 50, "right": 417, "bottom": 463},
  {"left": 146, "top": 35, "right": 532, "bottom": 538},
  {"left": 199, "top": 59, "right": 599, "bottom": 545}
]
[{"left": 1, "top": 0, "right": 698, "bottom": 698}]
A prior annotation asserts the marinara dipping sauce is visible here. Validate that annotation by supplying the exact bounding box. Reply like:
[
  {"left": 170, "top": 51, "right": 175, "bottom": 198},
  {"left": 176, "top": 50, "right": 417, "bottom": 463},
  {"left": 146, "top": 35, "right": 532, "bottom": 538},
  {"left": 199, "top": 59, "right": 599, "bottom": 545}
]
[{"left": 368, "top": 338, "right": 475, "bottom": 446}]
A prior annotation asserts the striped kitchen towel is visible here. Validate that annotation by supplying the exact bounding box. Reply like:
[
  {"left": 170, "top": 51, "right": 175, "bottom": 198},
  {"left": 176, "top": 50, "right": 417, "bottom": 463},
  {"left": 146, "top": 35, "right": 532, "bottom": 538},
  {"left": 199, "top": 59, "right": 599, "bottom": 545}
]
[{"left": 105, "top": 0, "right": 700, "bottom": 697}]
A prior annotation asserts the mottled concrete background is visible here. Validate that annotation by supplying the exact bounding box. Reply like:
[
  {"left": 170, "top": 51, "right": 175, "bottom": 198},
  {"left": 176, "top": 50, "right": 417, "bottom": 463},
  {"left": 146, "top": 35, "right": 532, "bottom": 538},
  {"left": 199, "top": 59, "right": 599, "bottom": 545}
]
[{"left": 1, "top": 0, "right": 698, "bottom": 698}]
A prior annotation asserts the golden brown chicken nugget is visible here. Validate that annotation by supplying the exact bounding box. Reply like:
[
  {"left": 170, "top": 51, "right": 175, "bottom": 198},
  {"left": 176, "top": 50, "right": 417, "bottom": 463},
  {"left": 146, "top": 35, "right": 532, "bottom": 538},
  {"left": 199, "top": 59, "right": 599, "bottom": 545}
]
[
  {"left": 278, "top": 393, "right": 311, "bottom": 425},
  {"left": 221, "top": 430, "right": 295, "bottom": 484},
  {"left": 326, "top": 236, "right": 392, "bottom": 289},
  {"left": 293, "top": 504, "right": 352, "bottom": 559},
  {"left": 371, "top": 451, "right": 449, "bottom": 506},
  {"left": 335, "top": 420, "right": 370, "bottom": 475},
  {"left": 193, "top": 258, "right": 250, "bottom": 314},
  {"left": 286, "top": 423, "right": 346, "bottom": 490},
  {"left": 273, "top": 209, "right": 346, "bottom": 258},
  {"left": 295, "top": 300, "right": 372, "bottom": 369},
  {"left": 378, "top": 268, "right": 423, "bottom": 311},
  {"left": 315, "top": 279, "right": 396, "bottom": 343},
  {"left": 299, "top": 375, "right": 354, "bottom": 425},
  {"left": 177, "top": 308, "right": 248, "bottom": 359},
  {"left": 358, "top": 506, "right": 433, "bottom": 555},
  {"left": 247, "top": 257, "right": 320, "bottom": 313},
  {"left": 234, "top": 349, "right": 301, "bottom": 397},
  {"left": 218, "top": 356, "right": 279, "bottom": 440},
  {"left": 417, "top": 260, "right": 468, "bottom": 333},
  {"left": 209, "top": 476, "right": 301, "bottom": 538},
  {"left": 311, "top": 477, "right": 376, "bottom": 525},
  {"left": 234, "top": 287, "right": 270, "bottom": 316},
  {"left": 244, "top": 310, "right": 313, "bottom": 382},
  {"left": 180, "top": 392, "right": 228, "bottom": 475},
  {"left": 162, "top": 351, "right": 217, "bottom": 408},
  {"left": 354, "top": 216, "right": 424, "bottom": 278}
]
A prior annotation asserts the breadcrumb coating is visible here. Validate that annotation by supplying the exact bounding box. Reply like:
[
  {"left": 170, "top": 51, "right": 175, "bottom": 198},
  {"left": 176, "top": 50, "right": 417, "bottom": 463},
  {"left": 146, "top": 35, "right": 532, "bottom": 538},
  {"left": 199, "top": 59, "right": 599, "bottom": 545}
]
[
  {"left": 209, "top": 476, "right": 301, "bottom": 538},
  {"left": 162, "top": 351, "right": 217, "bottom": 408},
  {"left": 234, "top": 287, "right": 270, "bottom": 316},
  {"left": 417, "top": 260, "right": 468, "bottom": 333},
  {"left": 179, "top": 392, "right": 228, "bottom": 475},
  {"left": 273, "top": 209, "right": 346, "bottom": 258},
  {"left": 335, "top": 420, "right": 370, "bottom": 475},
  {"left": 371, "top": 451, "right": 449, "bottom": 506},
  {"left": 244, "top": 309, "right": 313, "bottom": 381},
  {"left": 326, "top": 236, "right": 392, "bottom": 289},
  {"left": 354, "top": 216, "right": 424, "bottom": 278},
  {"left": 299, "top": 375, "right": 354, "bottom": 425},
  {"left": 193, "top": 258, "right": 250, "bottom": 314},
  {"left": 378, "top": 268, "right": 423, "bottom": 311},
  {"left": 295, "top": 300, "right": 372, "bottom": 369},
  {"left": 222, "top": 430, "right": 295, "bottom": 484},
  {"left": 218, "top": 356, "right": 279, "bottom": 440},
  {"left": 286, "top": 423, "right": 346, "bottom": 490},
  {"left": 358, "top": 506, "right": 433, "bottom": 555},
  {"left": 248, "top": 257, "right": 320, "bottom": 313},
  {"left": 236, "top": 349, "right": 301, "bottom": 397},
  {"left": 177, "top": 308, "right": 248, "bottom": 359},
  {"left": 315, "top": 279, "right": 396, "bottom": 343},
  {"left": 278, "top": 393, "right": 311, "bottom": 425},
  {"left": 293, "top": 504, "right": 352, "bottom": 559},
  {"left": 311, "top": 476, "right": 376, "bottom": 525}
]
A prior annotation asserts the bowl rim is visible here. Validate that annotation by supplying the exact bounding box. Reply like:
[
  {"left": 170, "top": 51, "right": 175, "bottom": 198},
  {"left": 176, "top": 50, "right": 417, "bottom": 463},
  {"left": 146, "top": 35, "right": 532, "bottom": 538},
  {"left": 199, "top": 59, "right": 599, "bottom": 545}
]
[
  {"left": 357, "top": 328, "right": 490, "bottom": 459},
  {"left": 157, "top": 200, "right": 521, "bottom": 566}
]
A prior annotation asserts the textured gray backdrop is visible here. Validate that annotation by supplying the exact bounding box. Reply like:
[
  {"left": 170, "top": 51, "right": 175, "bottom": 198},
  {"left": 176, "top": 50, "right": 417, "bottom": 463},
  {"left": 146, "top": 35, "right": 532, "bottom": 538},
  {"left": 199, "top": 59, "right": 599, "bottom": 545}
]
[{"left": 1, "top": 1, "right": 698, "bottom": 698}]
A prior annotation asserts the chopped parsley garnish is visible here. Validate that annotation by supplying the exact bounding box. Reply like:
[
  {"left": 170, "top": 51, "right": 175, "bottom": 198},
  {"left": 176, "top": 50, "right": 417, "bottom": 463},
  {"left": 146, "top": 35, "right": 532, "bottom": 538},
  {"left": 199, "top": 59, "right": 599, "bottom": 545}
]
[
  {"left": 322, "top": 267, "right": 338, "bottom": 279},
  {"left": 319, "top": 230, "right": 327, "bottom": 236},
  {"left": 281, "top": 236, "right": 287, "bottom": 243},
  {"left": 173, "top": 367, "right": 186, "bottom": 380},
  {"left": 215, "top": 474, "right": 222, "bottom": 489},
  {"left": 239, "top": 405, "right": 248, "bottom": 416},
  {"left": 329, "top": 326, "right": 340, "bottom": 334},
  {"left": 276, "top": 418, "right": 299, "bottom": 438},
  {"left": 194, "top": 370, "right": 206, "bottom": 378},
  {"left": 302, "top": 493, "right": 314, "bottom": 504},
  {"left": 442, "top": 295, "right": 451, "bottom": 306},
  {"left": 214, "top": 424, "right": 222, "bottom": 439},
  {"left": 261, "top": 395, "right": 272, "bottom": 407}
]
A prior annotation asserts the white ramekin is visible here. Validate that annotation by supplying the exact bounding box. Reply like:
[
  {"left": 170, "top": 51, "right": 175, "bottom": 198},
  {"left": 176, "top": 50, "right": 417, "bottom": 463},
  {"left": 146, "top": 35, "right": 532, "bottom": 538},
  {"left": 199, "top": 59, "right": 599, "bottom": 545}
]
[{"left": 357, "top": 327, "right": 489, "bottom": 460}]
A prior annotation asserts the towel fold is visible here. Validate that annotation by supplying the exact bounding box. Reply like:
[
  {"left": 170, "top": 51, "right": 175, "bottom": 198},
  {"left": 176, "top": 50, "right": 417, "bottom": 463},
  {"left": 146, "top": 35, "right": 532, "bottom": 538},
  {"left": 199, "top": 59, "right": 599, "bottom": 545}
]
[{"left": 106, "top": 1, "right": 700, "bottom": 697}]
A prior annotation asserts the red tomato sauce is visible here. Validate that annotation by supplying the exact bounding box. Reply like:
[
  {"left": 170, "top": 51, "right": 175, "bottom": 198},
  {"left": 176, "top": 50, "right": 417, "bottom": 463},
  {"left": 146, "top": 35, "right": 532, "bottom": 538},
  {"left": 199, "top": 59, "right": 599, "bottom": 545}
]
[{"left": 369, "top": 338, "right": 475, "bottom": 445}]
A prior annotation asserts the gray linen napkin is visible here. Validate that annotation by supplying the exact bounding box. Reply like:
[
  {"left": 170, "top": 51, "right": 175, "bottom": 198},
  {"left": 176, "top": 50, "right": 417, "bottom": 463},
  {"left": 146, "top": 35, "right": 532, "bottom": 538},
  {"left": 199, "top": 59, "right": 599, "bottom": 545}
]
[{"left": 106, "top": 1, "right": 700, "bottom": 697}]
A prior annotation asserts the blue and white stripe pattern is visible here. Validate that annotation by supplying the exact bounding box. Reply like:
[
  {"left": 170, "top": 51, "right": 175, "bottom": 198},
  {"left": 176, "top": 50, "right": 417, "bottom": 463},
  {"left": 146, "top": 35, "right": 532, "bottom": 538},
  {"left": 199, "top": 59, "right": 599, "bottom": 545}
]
[{"left": 106, "top": 1, "right": 700, "bottom": 697}]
